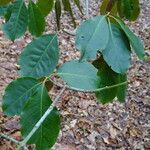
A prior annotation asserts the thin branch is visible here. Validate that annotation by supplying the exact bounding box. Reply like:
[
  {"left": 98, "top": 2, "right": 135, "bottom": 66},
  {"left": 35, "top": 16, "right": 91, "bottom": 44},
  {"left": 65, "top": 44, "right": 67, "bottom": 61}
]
[
  {"left": 62, "top": 29, "right": 76, "bottom": 36},
  {"left": 19, "top": 86, "right": 66, "bottom": 148}
]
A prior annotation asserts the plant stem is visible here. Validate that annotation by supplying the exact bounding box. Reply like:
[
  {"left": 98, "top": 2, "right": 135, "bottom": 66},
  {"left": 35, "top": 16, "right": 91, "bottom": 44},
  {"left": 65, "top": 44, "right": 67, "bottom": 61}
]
[
  {"left": 85, "top": 0, "right": 89, "bottom": 18},
  {"left": 0, "top": 133, "right": 20, "bottom": 144},
  {"left": 19, "top": 86, "right": 66, "bottom": 148}
]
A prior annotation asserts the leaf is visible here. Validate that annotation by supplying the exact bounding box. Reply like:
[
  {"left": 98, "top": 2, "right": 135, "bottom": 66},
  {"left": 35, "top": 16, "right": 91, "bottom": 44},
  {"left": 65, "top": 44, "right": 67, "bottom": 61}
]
[
  {"left": 75, "top": 16, "right": 109, "bottom": 60},
  {"left": 2, "top": 0, "right": 28, "bottom": 41},
  {"left": 94, "top": 58, "right": 118, "bottom": 104},
  {"left": 37, "top": 0, "right": 54, "bottom": 17},
  {"left": 2, "top": 77, "right": 40, "bottom": 116},
  {"left": 73, "top": 0, "right": 83, "bottom": 14},
  {"left": 117, "top": 0, "right": 140, "bottom": 21},
  {"left": 0, "top": 0, "right": 11, "bottom": 6},
  {"left": 57, "top": 60, "right": 100, "bottom": 90},
  {"left": 28, "top": 0, "right": 45, "bottom": 37},
  {"left": 62, "top": 0, "right": 76, "bottom": 28},
  {"left": 55, "top": 0, "right": 61, "bottom": 30},
  {"left": 0, "top": 4, "right": 8, "bottom": 16},
  {"left": 117, "top": 74, "right": 127, "bottom": 102},
  {"left": 112, "top": 16, "right": 145, "bottom": 59},
  {"left": 21, "top": 85, "right": 60, "bottom": 150},
  {"left": 18, "top": 34, "right": 59, "bottom": 78},
  {"left": 102, "top": 22, "right": 131, "bottom": 74}
]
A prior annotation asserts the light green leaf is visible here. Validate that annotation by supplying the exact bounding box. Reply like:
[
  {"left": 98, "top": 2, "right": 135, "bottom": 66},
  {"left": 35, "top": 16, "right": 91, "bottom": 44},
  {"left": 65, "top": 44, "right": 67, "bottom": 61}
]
[
  {"left": 21, "top": 85, "right": 60, "bottom": 150},
  {"left": 2, "top": 77, "right": 40, "bottom": 116},
  {"left": 75, "top": 16, "right": 109, "bottom": 60},
  {"left": 2, "top": 0, "right": 28, "bottom": 41},
  {"left": 113, "top": 16, "right": 145, "bottom": 59},
  {"left": 57, "top": 60, "right": 100, "bottom": 90},
  {"left": 37, "top": 0, "right": 54, "bottom": 17},
  {"left": 55, "top": 0, "right": 61, "bottom": 30},
  {"left": 28, "top": 0, "right": 45, "bottom": 37},
  {"left": 18, "top": 34, "right": 59, "bottom": 78},
  {"left": 117, "top": 74, "right": 127, "bottom": 102},
  {"left": 102, "top": 22, "right": 131, "bottom": 74},
  {"left": 0, "top": 0, "right": 11, "bottom": 6}
]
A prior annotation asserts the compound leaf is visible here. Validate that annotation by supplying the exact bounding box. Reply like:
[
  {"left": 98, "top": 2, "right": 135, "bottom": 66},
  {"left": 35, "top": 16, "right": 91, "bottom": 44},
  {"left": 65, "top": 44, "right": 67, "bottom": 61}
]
[
  {"left": 102, "top": 22, "right": 131, "bottom": 74},
  {"left": 57, "top": 60, "right": 100, "bottom": 90},
  {"left": 2, "top": 77, "right": 40, "bottom": 116},
  {"left": 28, "top": 0, "right": 45, "bottom": 37},
  {"left": 21, "top": 85, "right": 60, "bottom": 150},
  {"left": 3, "top": 0, "right": 28, "bottom": 41},
  {"left": 75, "top": 16, "right": 109, "bottom": 60},
  {"left": 113, "top": 16, "right": 145, "bottom": 59},
  {"left": 37, "top": 0, "right": 54, "bottom": 17},
  {"left": 19, "top": 34, "right": 59, "bottom": 78}
]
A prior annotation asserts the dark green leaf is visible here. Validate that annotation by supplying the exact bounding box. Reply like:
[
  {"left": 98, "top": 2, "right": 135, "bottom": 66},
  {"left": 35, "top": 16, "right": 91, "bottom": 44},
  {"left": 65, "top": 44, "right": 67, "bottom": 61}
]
[
  {"left": 28, "top": 0, "right": 45, "bottom": 37},
  {"left": 73, "top": 0, "right": 83, "bottom": 14},
  {"left": 94, "top": 58, "right": 118, "bottom": 104},
  {"left": 102, "top": 22, "right": 131, "bottom": 74},
  {"left": 57, "top": 60, "right": 100, "bottom": 90},
  {"left": 113, "top": 16, "right": 145, "bottom": 59},
  {"left": 0, "top": 0, "right": 11, "bottom": 6},
  {"left": 62, "top": 0, "right": 76, "bottom": 28},
  {"left": 21, "top": 85, "right": 60, "bottom": 150},
  {"left": 18, "top": 34, "right": 59, "bottom": 78},
  {"left": 117, "top": 0, "right": 140, "bottom": 21},
  {"left": 37, "top": 0, "right": 54, "bottom": 17},
  {"left": 2, "top": 0, "right": 28, "bottom": 41},
  {"left": 117, "top": 74, "right": 127, "bottom": 102},
  {"left": 55, "top": 0, "right": 61, "bottom": 30},
  {"left": 75, "top": 16, "right": 109, "bottom": 60},
  {"left": 2, "top": 77, "right": 40, "bottom": 116}
]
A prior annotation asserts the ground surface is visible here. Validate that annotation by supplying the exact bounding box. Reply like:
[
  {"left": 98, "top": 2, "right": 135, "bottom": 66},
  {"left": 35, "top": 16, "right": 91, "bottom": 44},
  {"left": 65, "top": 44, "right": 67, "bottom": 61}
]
[{"left": 0, "top": 0, "right": 150, "bottom": 150}]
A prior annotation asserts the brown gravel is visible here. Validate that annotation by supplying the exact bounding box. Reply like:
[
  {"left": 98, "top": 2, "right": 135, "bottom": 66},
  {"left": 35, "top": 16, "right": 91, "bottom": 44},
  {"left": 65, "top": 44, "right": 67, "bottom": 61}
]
[{"left": 0, "top": 0, "right": 150, "bottom": 150}]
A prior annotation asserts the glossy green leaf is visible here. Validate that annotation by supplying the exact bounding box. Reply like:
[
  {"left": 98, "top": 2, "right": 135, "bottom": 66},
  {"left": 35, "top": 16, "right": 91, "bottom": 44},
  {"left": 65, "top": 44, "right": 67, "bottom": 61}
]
[
  {"left": 73, "top": 0, "right": 83, "bottom": 14},
  {"left": 2, "top": 0, "right": 28, "bottom": 41},
  {"left": 94, "top": 58, "right": 118, "bottom": 104},
  {"left": 55, "top": 0, "right": 61, "bottom": 30},
  {"left": 62, "top": 0, "right": 76, "bottom": 28},
  {"left": 117, "top": 74, "right": 127, "bottom": 102},
  {"left": 19, "top": 34, "right": 59, "bottom": 78},
  {"left": 102, "top": 22, "right": 131, "bottom": 74},
  {"left": 57, "top": 60, "right": 100, "bottom": 90},
  {"left": 0, "top": 0, "right": 11, "bottom": 6},
  {"left": 2, "top": 77, "right": 40, "bottom": 116},
  {"left": 21, "top": 85, "right": 60, "bottom": 150},
  {"left": 28, "top": 0, "right": 45, "bottom": 37},
  {"left": 37, "top": 0, "right": 54, "bottom": 17},
  {"left": 75, "top": 16, "right": 109, "bottom": 60},
  {"left": 113, "top": 16, "right": 145, "bottom": 59},
  {"left": 117, "top": 0, "right": 140, "bottom": 21}
]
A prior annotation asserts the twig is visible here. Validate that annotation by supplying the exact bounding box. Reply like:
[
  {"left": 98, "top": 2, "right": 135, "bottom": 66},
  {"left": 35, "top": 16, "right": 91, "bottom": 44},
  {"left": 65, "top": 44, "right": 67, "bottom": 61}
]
[
  {"left": 19, "top": 86, "right": 66, "bottom": 148},
  {"left": 62, "top": 29, "right": 76, "bottom": 36}
]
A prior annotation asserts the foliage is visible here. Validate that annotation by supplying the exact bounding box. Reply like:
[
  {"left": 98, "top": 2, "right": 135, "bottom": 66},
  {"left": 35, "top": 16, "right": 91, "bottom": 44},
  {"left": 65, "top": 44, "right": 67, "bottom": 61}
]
[{"left": 0, "top": 0, "right": 145, "bottom": 149}]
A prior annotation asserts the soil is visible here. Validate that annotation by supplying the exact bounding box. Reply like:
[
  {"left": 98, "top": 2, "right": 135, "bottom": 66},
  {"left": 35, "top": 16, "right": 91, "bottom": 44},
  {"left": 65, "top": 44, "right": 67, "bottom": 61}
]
[{"left": 0, "top": 0, "right": 150, "bottom": 150}]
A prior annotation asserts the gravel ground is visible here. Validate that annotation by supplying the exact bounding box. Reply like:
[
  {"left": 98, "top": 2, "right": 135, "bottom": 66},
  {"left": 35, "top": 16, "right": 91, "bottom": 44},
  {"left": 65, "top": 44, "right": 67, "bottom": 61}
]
[{"left": 0, "top": 0, "right": 150, "bottom": 149}]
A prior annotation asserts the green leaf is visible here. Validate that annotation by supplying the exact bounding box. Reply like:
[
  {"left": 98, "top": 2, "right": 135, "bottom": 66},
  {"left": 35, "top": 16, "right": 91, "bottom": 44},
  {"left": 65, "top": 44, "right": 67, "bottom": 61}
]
[
  {"left": 0, "top": 0, "right": 11, "bottom": 6},
  {"left": 18, "top": 34, "right": 59, "bottom": 78},
  {"left": 2, "top": 0, "right": 28, "bottom": 41},
  {"left": 75, "top": 16, "right": 109, "bottom": 60},
  {"left": 28, "top": 0, "right": 45, "bottom": 37},
  {"left": 94, "top": 58, "right": 118, "bottom": 104},
  {"left": 2, "top": 77, "right": 40, "bottom": 116},
  {"left": 117, "top": 0, "right": 140, "bottom": 21},
  {"left": 62, "top": 0, "right": 76, "bottom": 28},
  {"left": 73, "top": 0, "right": 83, "bottom": 14},
  {"left": 117, "top": 74, "right": 127, "bottom": 102},
  {"left": 102, "top": 22, "right": 131, "bottom": 74},
  {"left": 37, "top": 0, "right": 54, "bottom": 17},
  {"left": 21, "top": 85, "right": 60, "bottom": 150},
  {"left": 57, "top": 60, "right": 100, "bottom": 90},
  {"left": 0, "top": 5, "right": 8, "bottom": 16},
  {"left": 55, "top": 0, "right": 61, "bottom": 30},
  {"left": 112, "top": 16, "right": 145, "bottom": 59}
]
